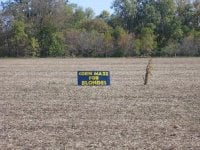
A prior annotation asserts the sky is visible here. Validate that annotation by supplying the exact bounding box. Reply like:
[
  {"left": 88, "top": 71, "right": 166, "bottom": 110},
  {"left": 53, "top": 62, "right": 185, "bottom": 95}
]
[
  {"left": 69, "top": 0, "right": 114, "bottom": 15},
  {"left": 0, "top": 0, "right": 114, "bottom": 15}
]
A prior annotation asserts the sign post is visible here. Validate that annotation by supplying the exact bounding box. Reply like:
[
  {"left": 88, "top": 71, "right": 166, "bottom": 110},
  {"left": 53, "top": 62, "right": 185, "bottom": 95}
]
[{"left": 77, "top": 71, "right": 110, "bottom": 86}]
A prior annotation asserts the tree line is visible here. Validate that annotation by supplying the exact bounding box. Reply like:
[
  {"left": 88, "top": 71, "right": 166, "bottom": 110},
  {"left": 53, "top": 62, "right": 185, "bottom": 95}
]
[{"left": 0, "top": 0, "right": 199, "bottom": 57}]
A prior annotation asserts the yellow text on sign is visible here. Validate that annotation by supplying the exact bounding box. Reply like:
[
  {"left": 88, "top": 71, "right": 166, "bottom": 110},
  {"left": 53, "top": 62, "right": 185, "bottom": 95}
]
[
  {"left": 81, "top": 81, "right": 107, "bottom": 86},
  {"left": 89, "top": 76, "right": 99, "bottom": 81},
  {"left": 93, "top": 71, "right": 109, "bottom": 76},
  {"left": 79, "top": 71, "right": 109, "bottom": 76},
  {"left": 79, "top": 72, "right": 93, "bottom": 76}
]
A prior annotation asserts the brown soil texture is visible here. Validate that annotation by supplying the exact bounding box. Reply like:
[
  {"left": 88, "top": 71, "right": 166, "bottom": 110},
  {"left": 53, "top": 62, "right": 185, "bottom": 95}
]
[{"left": 0, "top": 58, "right": 200, "bottom": 149}]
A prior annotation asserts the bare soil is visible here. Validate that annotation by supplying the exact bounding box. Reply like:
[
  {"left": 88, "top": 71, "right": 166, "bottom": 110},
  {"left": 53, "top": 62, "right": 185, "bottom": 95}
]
[{"left": 0, "top": 58, "right": 200, "bottom": 149}]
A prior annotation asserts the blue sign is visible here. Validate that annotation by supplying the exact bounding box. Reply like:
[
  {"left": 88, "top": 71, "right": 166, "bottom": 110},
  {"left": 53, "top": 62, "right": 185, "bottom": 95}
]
[{"left": 77, "top": 71, "right": 110, "bottom": 86}]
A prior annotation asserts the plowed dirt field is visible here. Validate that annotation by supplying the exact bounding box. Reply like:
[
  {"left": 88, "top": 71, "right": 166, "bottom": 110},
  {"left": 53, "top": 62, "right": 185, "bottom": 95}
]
[{"left": 0, "top": 58, "right": 200, "bottom": 149}]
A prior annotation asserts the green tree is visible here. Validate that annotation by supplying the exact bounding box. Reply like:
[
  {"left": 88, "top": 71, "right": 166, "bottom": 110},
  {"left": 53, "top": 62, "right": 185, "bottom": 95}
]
[
  {"left": 133, "top": 39, "right": 141, "bottom": 56},
  {"left": 10, "top": 20, "right": 28, "bottom": 56},
  {"left": 156, "top": 0, "right": 177, "bottom": 47},
  {"left": 160, "top": 41, "right": 178, "bottom": 56},
  {"left": 97, "top": 10, "right": 110, "bottom": 22},
  {"left": 193, "top": 0, "right": 200, "bottom": 30},
  {"left": 71, "top": 7, "right": 86, "bottom": 28},
  {"left": 136, "top": 2, "right": 161, "bottom": 30},
  {"left": 140, "top": 27, "right": 157, "bottom": 55},
  {"left": 112, "top": 0, "right": 137, "bottom": 31},
  {"left": 38, "top": 25, "right": 66, "bottom": 57},
  {"left": 81, "top": 19, "right": 111, "bottom": 33},
  {"left": 27, "top": 37, "right": 40, "bottom": 57},
  {"left": 49, "top": 32, "right": 65, "bottom": 56}
]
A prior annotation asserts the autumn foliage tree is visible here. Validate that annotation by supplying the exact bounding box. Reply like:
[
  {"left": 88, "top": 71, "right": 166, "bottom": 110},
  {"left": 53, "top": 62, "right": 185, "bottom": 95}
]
[{"left": 0, "top": 0, "right": 199, "bottom": 57}]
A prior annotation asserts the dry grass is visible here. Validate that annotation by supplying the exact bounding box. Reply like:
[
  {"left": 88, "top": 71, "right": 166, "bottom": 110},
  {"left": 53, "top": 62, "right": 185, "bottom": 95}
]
[
  {"left": 144, "top": 58, "right": 153, "bottom": 85},
  {"left": 0, "top": 58, "right": 200, "bottom": 149}
]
